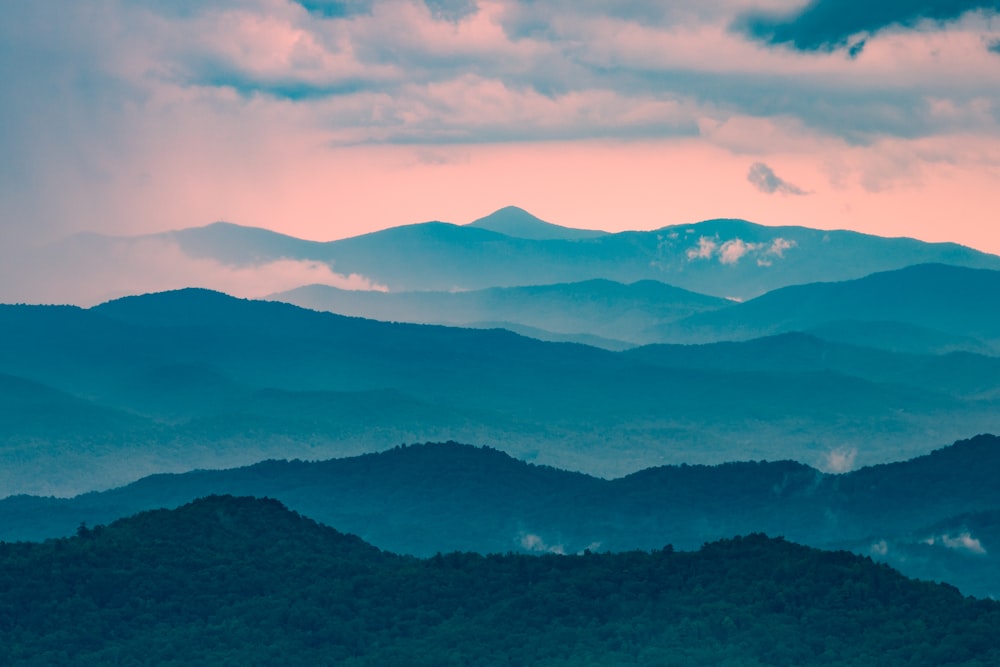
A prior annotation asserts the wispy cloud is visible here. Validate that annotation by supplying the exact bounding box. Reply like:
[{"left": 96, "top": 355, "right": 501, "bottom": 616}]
[
  {"left": 748, "top": 162, "right": 809, "bottom": 195},
  {"left": 0, "top": 238, "right": 386, "bottom": 307},
  {"left": 924, "top": 531, "right": 987, "bottom": 555}
]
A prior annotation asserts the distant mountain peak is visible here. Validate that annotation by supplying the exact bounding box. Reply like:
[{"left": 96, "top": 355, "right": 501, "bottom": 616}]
[{"left": 467, "top": 206, "right": 608, "bottom": 241}]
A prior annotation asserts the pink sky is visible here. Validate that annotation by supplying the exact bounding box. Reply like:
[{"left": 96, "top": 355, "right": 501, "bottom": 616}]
[{"left": 2, "top": 0, "right": 1000, "bottom": 255}]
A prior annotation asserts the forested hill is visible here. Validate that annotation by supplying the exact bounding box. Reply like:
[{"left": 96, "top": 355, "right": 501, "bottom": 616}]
[
  {"left": 5, "top": 435, "right": 1000, "bottom": 597},
  {"left": 1, "top": 495, "right": 998, "bottom": 666}
]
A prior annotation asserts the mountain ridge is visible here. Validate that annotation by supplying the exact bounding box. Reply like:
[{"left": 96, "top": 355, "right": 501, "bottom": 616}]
[
  {"left": 5, "top": 494, "right": 997, "bottom": 665},
  {"left": 4, "top": 435, "right": 998, "bottom": 597},
  {"left": 45, "top": 209, "right": 1000, "bottom": 301}
]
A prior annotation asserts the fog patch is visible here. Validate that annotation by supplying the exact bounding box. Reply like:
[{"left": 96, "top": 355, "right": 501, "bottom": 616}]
[
  {"left": 2, "top": 237, "right": 387, "bottom": 306},
  {"left": 519, "top": 533, "right": 566, "bottom": 555},
  {"left": 820, "top": 447, "right": 857, "bottom": 473}
]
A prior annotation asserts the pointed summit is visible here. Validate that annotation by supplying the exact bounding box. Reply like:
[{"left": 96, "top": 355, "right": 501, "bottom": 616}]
[{"left": 467, "top": 206, "right": 608, "bottom": 241}]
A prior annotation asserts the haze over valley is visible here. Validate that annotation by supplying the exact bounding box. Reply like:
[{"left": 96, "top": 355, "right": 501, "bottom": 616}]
[{"left": 5, "top": 0, "right": 1000, "bottom": 661}]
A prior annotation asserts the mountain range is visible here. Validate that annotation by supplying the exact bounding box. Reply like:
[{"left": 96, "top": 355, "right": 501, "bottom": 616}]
[
  {"left": 3, "top": 435, "right": 999, "bottom": 598},
  {"left": 2, "top": 286, "right": 999, "bottom": 495},
  {"left": 269, "top": 263, "right": 1000, "bottom": 353},
  {"left": 268, "top": 278, "right": 729, "bottom": 349},
  {"left": 39, "top": 206, "right": 1000, "bottom": 307},
  {"left": 2, "top": 494, "right": 997, "bottom": 666}
]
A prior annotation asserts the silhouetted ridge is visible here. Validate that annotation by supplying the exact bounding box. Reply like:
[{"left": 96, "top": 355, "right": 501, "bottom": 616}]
[{"left": 2, "top": 496, "right": 998, "bottom": 665}]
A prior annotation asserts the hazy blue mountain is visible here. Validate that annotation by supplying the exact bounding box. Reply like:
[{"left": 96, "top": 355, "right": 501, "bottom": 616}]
[
  {"left": 6, "top": 496, "right": 997, "bottom": 666},
  {"left": 63, "top": 209, "right": 1000, "bottom": 300},
  {"left": 465, "top": 205, "right": 609, "bottom": 240},
  {"left": 804, "top": 320, "right": 997, "bottom": 356},
  {"left": 268, "top": 279, "right": 730, "bottom": 347},
  {"left": 462, "top": 320, "right": 635, "bottom": 350},
  {"left": 658, "top": 264, "right": 1000, "bottom": 352},
  {"left": 3, "top": 436, "right": 998, "bottom": 598},
  {"left": 625, "top": 333, "right": 1000, "bottom": 399},
  {"left": 268, "top": 217, "right": 1000, "bottom": 298},
  {"left": 2, "top": 289, "right": 999, "bottom": 494}
]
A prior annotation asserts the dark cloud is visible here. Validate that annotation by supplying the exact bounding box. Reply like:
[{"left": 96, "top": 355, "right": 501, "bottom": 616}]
[
  {"left": 196, "top": 70, "right": 370, "bottom": 101},
  {"left": 604, "top": 67, "right": 945, "bottom": 145},
  {"left": 424, "top": 0, "right": 477, "bottom": 22},
  {"left": 747, "top": 162, "right": 808, "bottom": 195},
  {"left": 735, "top": 0, "right": 1000, "bottom": 52},
  {"left": 989, "top": 38, "right": 1000, "bottom": 54},
  {"left": 293, "top": 0, "right": 373, "bottom": 19}
]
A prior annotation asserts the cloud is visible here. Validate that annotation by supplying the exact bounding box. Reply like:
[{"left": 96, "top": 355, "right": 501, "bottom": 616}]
[
  {"left": 734, "top": 0, "right": 1000, "bottom": 53},
  {"left": 519, "top": 533, "right": 566, "bottom": 555},
  {"left": 294, "top": 1, "right": 375, "bottom": 19},
  {"left": 748, "top": 162, "right": 809, "bottom": 195},
  {"left": 686, "top": 236, "right": 718, "bottom": 260},
  {"left": 0, "top": 238, "right": 387, "bottom": 306},
  {"left": 3, "top": 0, "right": 1000, "bottom": 259},
  {"left": 686, "top": 234, "right": 797, "bottom": 265},
  {"left": 925, "top": 531, "right": 987, "bottom": 555},
  {"left": 718, "top": 238, "right": 757, "bottom": 264},
  {"left": 989, "top": 37, "right": 1000, "bottom": 54},
  {"left": 768, "top": 237, "right": 795, "bottom": 257},
  {"left": 821, "top": 447, "right": 857, "bottom": 473},
  {"left": 870, "top": 539, "right": 889, "bottom": 556}
]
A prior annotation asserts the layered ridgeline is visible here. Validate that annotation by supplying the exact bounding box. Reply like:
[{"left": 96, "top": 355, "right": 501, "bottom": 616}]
[
  {"left": 269, "top": 279, "right": 729, "bottom": 350},
  {"left": 4, "top": 436, "right": 999, "bottom": 598},
  {"left": 2, "top": 495, "right": 998, "bottom": 666},
  {"left": 45, "top": 206, "right": 1000, "bottom": 303},
  {"left": 2, "top": 289, "right": 1000, "bottom": 494},
  {"left": 270, "top": 264, "right": 1000, "bottom": 353}
]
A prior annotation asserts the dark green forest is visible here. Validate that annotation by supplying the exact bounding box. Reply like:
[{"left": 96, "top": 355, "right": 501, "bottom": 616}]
[
  {"left": 1, "top": 496, "right": 997, "bottom": 666},
  {"left": 5, "top": 436, "right": 999, "bottom": 598}
]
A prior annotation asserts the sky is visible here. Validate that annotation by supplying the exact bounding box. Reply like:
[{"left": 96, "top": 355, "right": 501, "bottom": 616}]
[{"left": 2, "top": 0, "right": 1000, "bottom": 268}]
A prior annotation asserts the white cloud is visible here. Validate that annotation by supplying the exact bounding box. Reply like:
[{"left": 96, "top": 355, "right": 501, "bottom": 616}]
[
  {"left": 821, "top": 447, "right": 857, "bottom": 473},
  {"left": 767, "top": 237, "right": 795, "bottom": 257},
  {"left": 926, "top": 531, "right": 987, "bottom": 555},
  {"left": 686, "top": 235, "right": 796, "bottom": 265},
  {"left": 519, "top": 532, "right": 566, "bottom": 555},
  {"left": 686, "top": 236, "right": 718, "bottom": 260},
  {"left": 718, "top": 238, "right": 759, "bottom": 264}
]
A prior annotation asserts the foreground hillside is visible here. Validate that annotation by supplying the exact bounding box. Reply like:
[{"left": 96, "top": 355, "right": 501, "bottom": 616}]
[
  {"left": 5, "top": 435, "right": 998, "bottom": 598},
  {"left": 2, "top": 288, "right": 999, "bottom": 495},
  {"left": 2, "top": 496, "right": 997, "bottom": 666}
]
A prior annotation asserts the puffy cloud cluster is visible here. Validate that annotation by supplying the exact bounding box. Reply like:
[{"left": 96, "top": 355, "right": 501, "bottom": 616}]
[
  {"left": 6, "top": 0, "right": 1000, "bottom": 154},
  {"left": 686, "top": 235, "right": 798, "bottom": 266}
]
